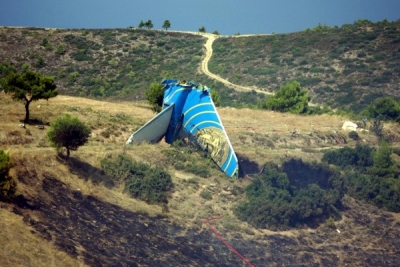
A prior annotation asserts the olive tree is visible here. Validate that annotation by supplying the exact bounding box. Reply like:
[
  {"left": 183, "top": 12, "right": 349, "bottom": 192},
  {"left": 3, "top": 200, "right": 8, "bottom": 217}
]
[
  {"left": 2, "top": 70, "right": 58, "bottom": 123},
  {"left": 47, "top": 115, "right": 91, "bottom": 159}
]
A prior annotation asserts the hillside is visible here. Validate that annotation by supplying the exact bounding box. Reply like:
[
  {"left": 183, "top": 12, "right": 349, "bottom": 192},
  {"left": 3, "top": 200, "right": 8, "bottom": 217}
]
[
  {"left": 1, "top": 93, "right": 400, "bottom": 266},
  {"left": 210, "top": 20, "right": 400, "bottom": 112},
  {"left": 1, "top": 19, "right": 400, "bottom": 110}
]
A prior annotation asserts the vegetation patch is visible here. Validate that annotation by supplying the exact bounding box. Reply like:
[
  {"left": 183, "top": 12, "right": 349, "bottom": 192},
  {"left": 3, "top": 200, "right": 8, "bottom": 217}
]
[
  {"left": 101, "top": 154, "right": 173, "bottom": 205},
  {"left": 234, "top": 159, "right": 343, "bottom": 230},
  {"left": 322, "top": 142, "right": 400, "bottom": 212},
  {"left": 161, "top": 140, "right": 219, "bottom": 178}
]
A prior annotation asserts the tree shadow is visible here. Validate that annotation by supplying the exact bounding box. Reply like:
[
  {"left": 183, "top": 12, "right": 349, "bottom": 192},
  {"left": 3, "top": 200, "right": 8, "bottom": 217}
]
[
  {"left": 236, "top": 153, "right": 261, "bottom": 178},
  {"left": 61, "top": 156, "right": 114, "bottom": 188}
]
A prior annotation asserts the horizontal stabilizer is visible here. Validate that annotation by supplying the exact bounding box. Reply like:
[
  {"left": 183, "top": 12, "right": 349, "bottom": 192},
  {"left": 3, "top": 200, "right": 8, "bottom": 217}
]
[{"left": 126, "top": 104, "right": 174, "bottom": 144}]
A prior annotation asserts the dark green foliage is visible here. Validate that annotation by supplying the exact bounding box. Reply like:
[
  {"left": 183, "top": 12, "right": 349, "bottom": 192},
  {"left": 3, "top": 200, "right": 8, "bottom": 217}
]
[
  {"left": 56, "top": 44, "right": 66, "bottom": 55},
  {"left": 348, "top": 131, "right": 360, "bottom": 140},
  {"left": 162, "top": 20, "right": 171, "bottom": 30},
  {"left": 35, "top": 56, "right": 45, "bottom": 68},
  {"left": 0, "top": 61, "right": 16, "bottom": 80},
  {"left": 323, "top": 142, "right": 399, "bottom": 212},
  {"left": 234, "top": 160, "right": 343, "bottom": 230},
  {"left": 64, "top": 34, "right": 101, "bottom": 50},
  {"left": 47, "top": 114, "right": 91, "bottom": 159},
  {"left": 101, "top": 154, "right": 173, "bottom": 204},
  {"left": 369, "top": 141, "right": 396, "bottom": 178},
  {"left": 145, "top": 82, "right": 164, "bottom": 112},
  {"left": 322, "top": 144, "right": 374, "bottom": 170},
  {"left": 345, "top": 172, "right": 400, "bottom": 212},
  {"left": 365, "top": 97, "right": 400, "bottom": 121},
  {"left": 144, "top": 20, "right": 154, "bottom": 29},
  {"left": 259, "top": 81, "right": 309, "bottom": 114},
  {"left": 125, "top": 164, "right": 172, "bottom": 204},
  {"left": 0, "top": 150, "right": 17, "bottom": 201},
  {"left": 72, "top": 49, "right": 93, "bottom": 61},
  {"left": 210, "top": 89, "right": 221, "bottom": 106},
  {"left": 2, "top": 69, "right": 58, "bottom": 122}
]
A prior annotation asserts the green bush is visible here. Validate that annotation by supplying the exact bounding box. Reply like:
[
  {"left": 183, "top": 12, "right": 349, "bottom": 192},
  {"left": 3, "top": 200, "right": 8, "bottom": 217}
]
[
  {"left": 365, "top": 97, "right": 400, "bottom": 122},
  {"left": 322, "top": 144, "right": 374, "bottom": 170},
  {"left": 234, "top": 161, "right": 343, "bottom": 230},
  {"left": 200, "top": 190, "right": 212, "bottom": 200},
  {"left": 145, "top": 82, "right": 164, "bottom": 112},
  {"left": 348, "top": 131, "right": 360, "bottom": 141},
  {"left": 259, "top": 81, "right": 310, "bottom": 114},
  {"left": 101, "top": 154, "right": 173, "bottom": 205},
  {"left": 47, "top": 114, "right": 91, "bottom": 159},
  {"left": 324, "top": 142, "right": 399, "bottom": 211},
  {"left": 0, "top": 150, "right": 17, "bottom": 201}
]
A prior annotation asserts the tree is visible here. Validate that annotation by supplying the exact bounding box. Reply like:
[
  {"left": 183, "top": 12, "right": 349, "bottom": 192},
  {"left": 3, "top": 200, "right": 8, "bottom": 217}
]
[
  {"left": 145, "top": 20, "right": 154, "bottom": 29},
  {"left": 138, "top": 20, "right": 145, "bottom": 29},
  {"left": 369, "top": 141, "right": 396, "bottom": 178},
  {"left": 260, "top": 81, "right": 309, "bottom": 114},
  {"left": 199, "top": 26, "right": 206, "bottom": 33},
  {"left": 145, "top": 82, "right": 164, "bottom": 112},
  {"left": 366, "top": 96, "right": 400, "bottom": 121},
  {"left": 162, "top": 20, "right": 171, "bottom": 30},
  {"left": 47, "top": 114, "right": 91, "bottom": 159},
  {"left": 2, "top": 70, "right": 58, "bottom": 123}
]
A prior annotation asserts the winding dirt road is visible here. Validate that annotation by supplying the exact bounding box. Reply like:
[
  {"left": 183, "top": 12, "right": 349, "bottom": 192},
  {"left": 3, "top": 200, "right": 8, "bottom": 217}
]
[{"left": 199, "top": 33, "right": 273, "bottom": 95}]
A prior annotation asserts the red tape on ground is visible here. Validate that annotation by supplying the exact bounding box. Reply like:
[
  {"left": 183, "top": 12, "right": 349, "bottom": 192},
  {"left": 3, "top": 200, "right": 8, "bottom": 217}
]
[{"left": 204, "top": 215, "right": 255, "bottom": 267}]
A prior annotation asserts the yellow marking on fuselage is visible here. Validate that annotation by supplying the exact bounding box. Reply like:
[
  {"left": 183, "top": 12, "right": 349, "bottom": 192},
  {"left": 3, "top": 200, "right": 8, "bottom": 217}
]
[{"left": 189, "top": 121, "right": 221, "bottom": 134}]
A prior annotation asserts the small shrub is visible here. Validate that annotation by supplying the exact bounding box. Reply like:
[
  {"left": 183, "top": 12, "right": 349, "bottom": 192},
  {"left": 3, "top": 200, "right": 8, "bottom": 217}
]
[
  {"left": 200, "top": 190, "right": 212, "bottom": 200},
  {"left": 348, "top": 131, "right": 360, "bottom": 141},
  {"left": 326, "top": 217, "right": 336, "bottom": 229}
]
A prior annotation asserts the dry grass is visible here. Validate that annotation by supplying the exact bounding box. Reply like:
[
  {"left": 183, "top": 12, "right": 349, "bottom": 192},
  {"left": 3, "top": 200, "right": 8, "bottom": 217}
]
[
  {"left": 0, "top": 208, "right": 86, "bottom": 267},
  {"left": 1, "top": 93, "right": 398, "bottom": 266}
]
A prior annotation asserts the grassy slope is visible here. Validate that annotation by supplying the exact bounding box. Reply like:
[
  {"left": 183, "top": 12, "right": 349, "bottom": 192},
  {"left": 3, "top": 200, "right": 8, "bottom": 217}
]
[{"left": 1, "top": 93, "right": 400, "bottom": 266}]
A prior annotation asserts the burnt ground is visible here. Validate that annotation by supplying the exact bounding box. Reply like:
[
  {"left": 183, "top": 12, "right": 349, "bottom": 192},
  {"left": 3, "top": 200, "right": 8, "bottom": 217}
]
[{"left": 9, "top": 162, "right": 400, "bottom": 267}]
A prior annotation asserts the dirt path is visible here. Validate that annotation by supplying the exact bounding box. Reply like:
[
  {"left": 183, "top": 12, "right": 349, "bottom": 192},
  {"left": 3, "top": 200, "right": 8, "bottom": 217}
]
[{"left": 199, "top": 33, "right": 273, "bottom": 95}]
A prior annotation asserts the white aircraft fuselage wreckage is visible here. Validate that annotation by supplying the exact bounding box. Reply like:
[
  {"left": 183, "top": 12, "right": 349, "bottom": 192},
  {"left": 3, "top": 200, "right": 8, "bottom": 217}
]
[{"left": 127, "top": 79, "right": 239, "bottom": 178}]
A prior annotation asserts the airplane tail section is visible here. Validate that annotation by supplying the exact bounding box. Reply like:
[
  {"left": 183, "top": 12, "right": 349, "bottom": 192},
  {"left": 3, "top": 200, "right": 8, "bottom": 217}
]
[
  {"left": 127, "top": 79, "right": 239, "bottom": 178},
  {"left": 126, "top": 103, "right": 174, "bottom": 144}
]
